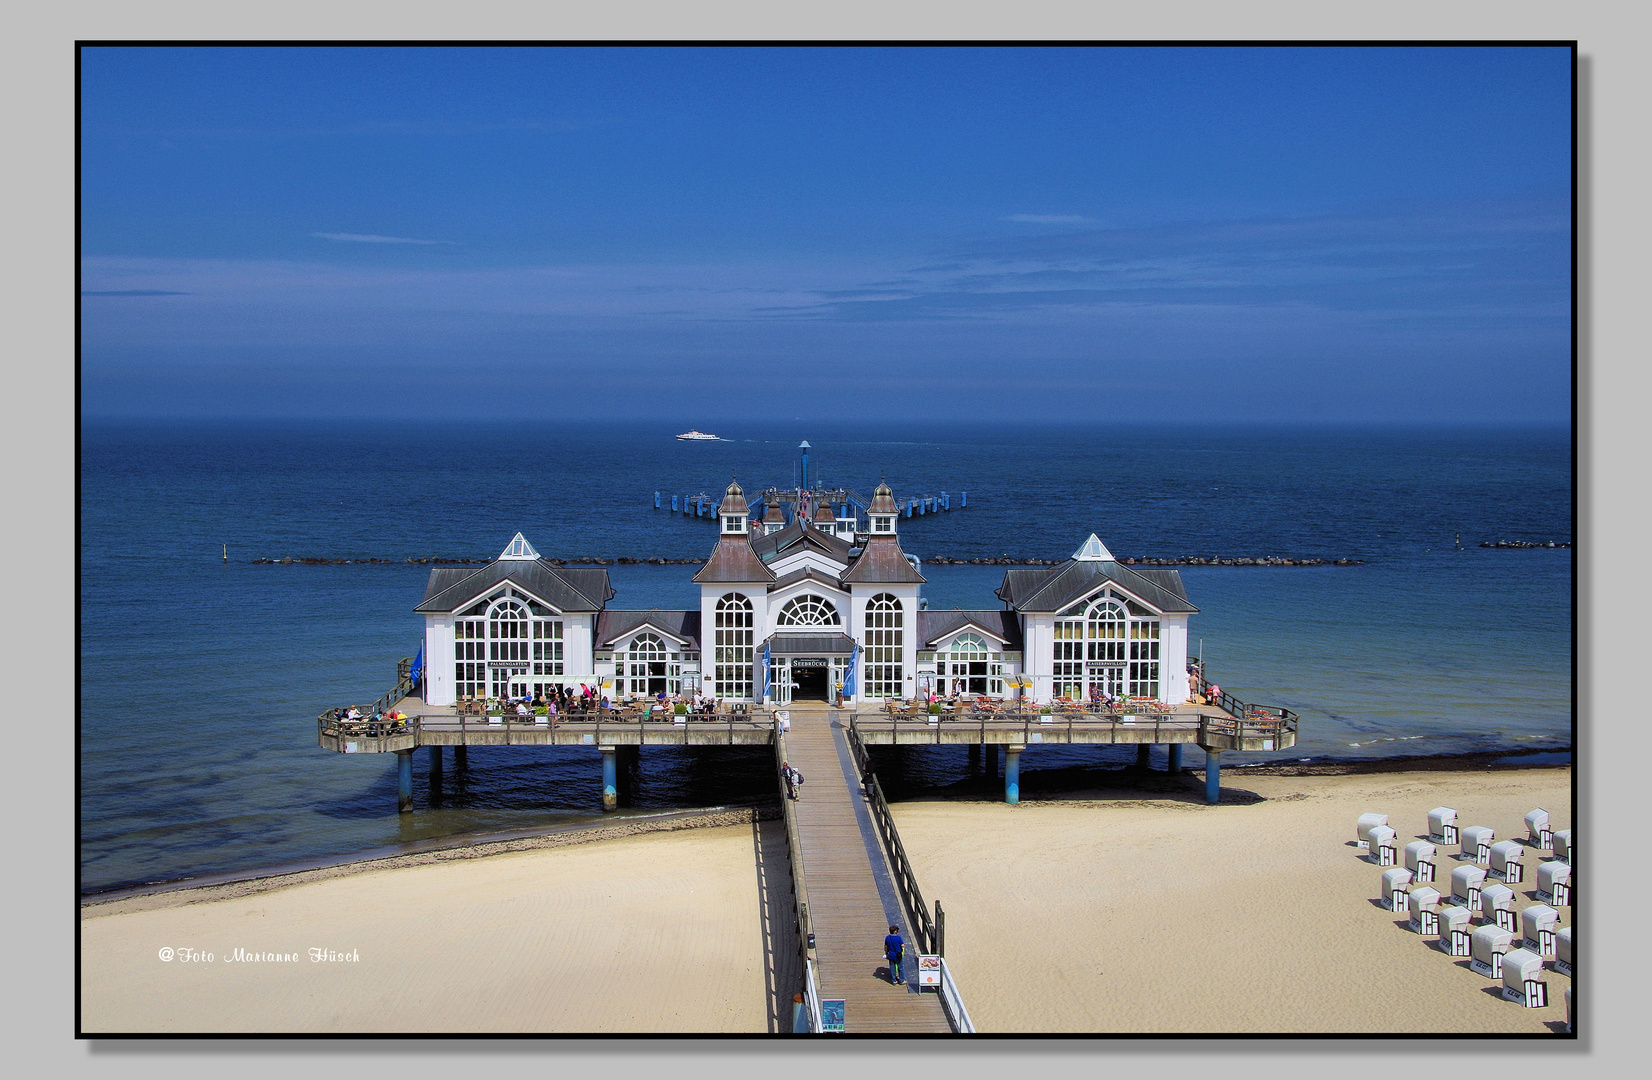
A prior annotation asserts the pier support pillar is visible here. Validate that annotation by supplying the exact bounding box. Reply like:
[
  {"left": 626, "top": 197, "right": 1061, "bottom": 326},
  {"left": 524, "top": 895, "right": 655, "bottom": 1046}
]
[
  {"left": 601, "top": 747, "right": 618, "bottom": 812},
  {"left": 429, "top": 745, "right": 443, "bottom": 776},
  {"left": 967, "top": 742, "right": 980, "bottom": 771},
  {"left": 1136, "top": 744, "right": 1151, "bottom": 769},
  {"left": 1005, "top": 745, "right": 1022, "bottom": 804},
  {"left": 396, "top": 750, "right": 414, "bottom": 813},
  {"left": 1204, "top": 749, "right": 1222, "bottom": 805},
  {"left": 454, "top": 745, "right": 468, "bottom": 770},
  {"left": 1168, "top": 744, "right": 1183, "bottom": 774}
]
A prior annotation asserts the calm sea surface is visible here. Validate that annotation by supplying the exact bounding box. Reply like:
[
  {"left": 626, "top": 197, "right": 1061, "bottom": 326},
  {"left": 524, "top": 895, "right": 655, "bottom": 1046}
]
[{"left": 79, "top": 422, "right": 1572, "bottom": 893}]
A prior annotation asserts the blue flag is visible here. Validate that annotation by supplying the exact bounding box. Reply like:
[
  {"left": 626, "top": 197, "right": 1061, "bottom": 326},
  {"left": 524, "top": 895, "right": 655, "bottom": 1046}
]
[
  {"left": 760, "top": 641, "right": 771, "bottom": 700},
  {"left": 842, "top": 643, "right": 858, "bottom": 697}
]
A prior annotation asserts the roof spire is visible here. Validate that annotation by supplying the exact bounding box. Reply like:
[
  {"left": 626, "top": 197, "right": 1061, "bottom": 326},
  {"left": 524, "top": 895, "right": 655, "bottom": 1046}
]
[
  {"left": 499, "top": 532, "right": 540, "bottom": 561},
  {"left": 1073, "top": 533, "right": 1114, "bottom": 562}
]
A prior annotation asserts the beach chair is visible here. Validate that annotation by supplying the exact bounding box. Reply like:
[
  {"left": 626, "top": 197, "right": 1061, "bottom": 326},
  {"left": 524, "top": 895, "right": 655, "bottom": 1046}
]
[
  {"left": 1438, "top": 904, "right": 1473, "bottom": 956},
  {"left": 1525, "top": 808, "right": 1553, "bottom": 850},
  {"left": 1489, "top": 840, "right": 1525, "bottom": 884},
  {"left": 1404, "top": 840, "right": 1438, "bottom": 882},
  {"left": 1500, "top": 947, "right": 1549, "bottom": 1007},
  {"left": 1406, "top": 887, "right": 1442, "bottom": 935},
  {"left": 1521, "top": 904, "right": 1559, "bottom": 957},
  {"left": 1553, "top": 926, "right": 1573, "bottom": 976},
  {"left": 1470, "top": 923, "right": 1514, "bottom": 978},
  {"left": 1428, "top": 806, "right": 1459, "bottom": 846},
  {"left": 1552, "top": 829, "right": 1573, "bottom": 865},
  {"left": 1450, "top": 864, "right": 1486, "bottom": 911},
  {"left": 1356, "top": 812, "right": 1388, "bottom": 851},
  {"left": 1367, "top": 825, "right": 1398, "bottom": 866},
  {"left": 1461, "top": 825, "right": 1495, "bottom": 866},
  {"left": 1381, "top": 866, "right": 1413, "bottom": 911},
  {"left": 1479, "top": 882, "right": 1517, "bottom": 932},
  {"left": 1536, "top": 859, "right": 1572, "bottom": 906}
]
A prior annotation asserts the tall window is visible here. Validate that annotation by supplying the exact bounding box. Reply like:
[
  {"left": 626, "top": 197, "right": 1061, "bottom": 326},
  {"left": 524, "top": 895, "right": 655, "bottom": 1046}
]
[
  {"left": 1052, "top": 607, "right": 1085, "bottom": 699},
  {"left": 455, "top": 616, "right": 487, "bottom": 699},
  {"left": 865, "top": 593, "right": 904, "bottom": 699},
  {"left": 488, "top": 599, "right": 530, "bottom": 697},
  {"left": 714, "top": 593, "right": 754, "bottom": 699},
  {"left": 938, "top": 632, "right": 1002, "bottom": 696},
  {"left": 1129, "top": 619, "right": 1160, "bottom": 698},
  {"left": 627, "top": 634, "right": 676, "bottom": 696},
  {"left": 533, "top": 618, "right": 563, "bottom": 677},
  {"left": 777, "top": 593, "right": 841, "bottom": 627}
]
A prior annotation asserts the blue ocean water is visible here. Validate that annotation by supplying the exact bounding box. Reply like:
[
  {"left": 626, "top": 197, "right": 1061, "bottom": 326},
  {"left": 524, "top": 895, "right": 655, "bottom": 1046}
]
[{"left": 79, "top": 422, "right": 1571, "bottom": 894}]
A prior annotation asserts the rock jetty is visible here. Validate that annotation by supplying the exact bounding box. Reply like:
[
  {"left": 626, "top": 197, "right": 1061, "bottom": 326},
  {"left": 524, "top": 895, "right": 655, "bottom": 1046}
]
[{"left": 1479, "top": 540, "right": 1570, "bottom": 549}]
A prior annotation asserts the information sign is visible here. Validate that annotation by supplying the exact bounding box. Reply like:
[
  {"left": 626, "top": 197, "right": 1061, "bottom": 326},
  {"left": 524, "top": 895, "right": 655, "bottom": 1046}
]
[
  {"left": 820, "top": 999, "right": 846, "bottom": 1032},
  {"left": 917, "top": 954, "right": 942, "bottom": 988}
]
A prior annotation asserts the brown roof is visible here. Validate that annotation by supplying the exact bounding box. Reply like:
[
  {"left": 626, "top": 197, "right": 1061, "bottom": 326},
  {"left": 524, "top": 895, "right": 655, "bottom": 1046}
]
[
  {"left": 813, "top": 502, "right": 836, "bottom": 522},
  {"left": 716, "top": 478, "right": 748, "bottom": 516},
  {"left": 691, "top": 537, "right": 777, "bottom": 583},
  {"left": 868, "top": 481, "right": 898, "bottom": 515},
  {"left": 841, "top": 538, "right": 926, "bottom": 584}
]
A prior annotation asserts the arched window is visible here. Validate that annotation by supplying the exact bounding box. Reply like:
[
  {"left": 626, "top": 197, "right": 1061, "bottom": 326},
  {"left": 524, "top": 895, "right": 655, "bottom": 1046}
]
[
  {"left": 937, "top": 632, "right": 1004, "bottom": 697},
  {"left": 484, "top": 599, "right": 530, "bottom": 697},
  {"left": 626, "top": 633, "right": 676, "bottom": 696},
  {"left": 864, "top": 594, "right": 904, "bottom": 699},
  {"left": 777, "top": 593, "right": 841, "bottom": 627},
  {"left": 714, "top": 593, "right": 754, "bottom": 699}
]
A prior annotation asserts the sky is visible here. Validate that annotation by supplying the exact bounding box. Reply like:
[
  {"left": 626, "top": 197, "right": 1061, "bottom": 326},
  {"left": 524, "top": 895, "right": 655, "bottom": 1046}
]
[{"left": 78, "top": 45, "right": 1573, "bottom": 424}]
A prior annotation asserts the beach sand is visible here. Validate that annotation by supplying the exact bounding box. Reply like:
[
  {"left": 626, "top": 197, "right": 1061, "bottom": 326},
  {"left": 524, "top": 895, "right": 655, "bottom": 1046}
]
[
  {"left": 79, "top": 816, "right": 800, "bottom": 1034},
  {"left": 80, "top": 768, "right": 1572, "bottom": 1035},
  {"left": 892, "top": 766, "right": 1572, "bottom": 1034}
]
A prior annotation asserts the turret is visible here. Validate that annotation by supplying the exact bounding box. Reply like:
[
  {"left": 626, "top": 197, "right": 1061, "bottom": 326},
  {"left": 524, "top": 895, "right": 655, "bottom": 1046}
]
[
  {"left": 813, "top": 500, "right": 836, "bottom": 531},
  {"left": 868, "top": 480, "right": 899, "bottom": 538},
  {"left": 718, "top": 478, "right": 749, "bottom": 537}
]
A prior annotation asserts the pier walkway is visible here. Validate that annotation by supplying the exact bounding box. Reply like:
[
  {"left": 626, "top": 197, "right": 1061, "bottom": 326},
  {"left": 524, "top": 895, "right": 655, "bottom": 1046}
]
[{"left": 783, "top": 703, "right": 952, "bottom": 1034}]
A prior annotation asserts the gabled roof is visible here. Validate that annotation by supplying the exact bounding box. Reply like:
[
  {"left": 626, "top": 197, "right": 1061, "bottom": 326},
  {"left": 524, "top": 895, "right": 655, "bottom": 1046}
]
[
  {"left": 1072, "top": 533, "right": 1114, "bottom": 561},
  {"left": 692, "top": 537, "right": 777, "bottom": 583},
  {"left": 415, "top": 559, "right": 614, "bottom": 614},
  {"left": 499, "top": 532, "right": 540, "bottom": 560},
  {"left": 993, "top": 559, "right": 1197, "bottom": 614},
  {"left": 763, "top": 631, "right": 858, "bottom": 655},
  {"left": 750, "top": 518, "right": 852, "bottom": 563},
  {"left": 841, "top": 538, "right": 926, "bottom": 584},
  {"left": 768, "top": 565, "right": 846, "bottom": 594},
  {"left": 597, "top": 609, "right": 702, "bottom": 649},
  {"left": 917, "top": 609, "right": 1023, "bottom": 650}
]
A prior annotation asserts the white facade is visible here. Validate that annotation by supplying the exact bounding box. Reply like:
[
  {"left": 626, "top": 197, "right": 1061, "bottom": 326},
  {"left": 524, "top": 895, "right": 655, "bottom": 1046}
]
[{"left": 418, "top": 522, "right": 1196, "bottom": 708}]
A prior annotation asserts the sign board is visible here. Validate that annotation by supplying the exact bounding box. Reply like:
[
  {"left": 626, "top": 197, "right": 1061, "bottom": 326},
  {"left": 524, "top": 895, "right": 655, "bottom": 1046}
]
[
  {"left": 820, "top": 999, "right": 845, "bottom": 1033},
  {"left": 917, "top": 954, "right": 942, "bottom": 988},
  {"left": 792, "top": 657, "right": 828, "bottom": 667}
]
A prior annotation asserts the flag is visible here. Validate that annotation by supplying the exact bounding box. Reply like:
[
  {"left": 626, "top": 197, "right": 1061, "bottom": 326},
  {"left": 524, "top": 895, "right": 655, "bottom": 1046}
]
[
  {"left": 760, "top": 641, "right": 771, "bottom": 700},
  {"left": 842, "top": 643, "right": 859, "bottom": 697}
]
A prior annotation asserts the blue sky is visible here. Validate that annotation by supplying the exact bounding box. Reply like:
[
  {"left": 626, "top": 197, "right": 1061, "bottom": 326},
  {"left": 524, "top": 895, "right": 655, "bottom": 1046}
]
[{"left": 79, "top": 46, "right": 1572, "bottom": 423}]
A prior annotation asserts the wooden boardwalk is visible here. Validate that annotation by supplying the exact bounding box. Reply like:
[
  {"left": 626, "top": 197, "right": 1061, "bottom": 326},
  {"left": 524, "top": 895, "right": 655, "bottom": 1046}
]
[{"left": 784, "top": 703, "right": 952, "bottom": 1034}]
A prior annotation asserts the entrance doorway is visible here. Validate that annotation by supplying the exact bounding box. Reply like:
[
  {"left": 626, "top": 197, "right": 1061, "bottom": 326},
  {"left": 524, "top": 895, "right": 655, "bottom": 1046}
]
[{"left": 790, "top": 661, "right": 830, "bottom": 701}]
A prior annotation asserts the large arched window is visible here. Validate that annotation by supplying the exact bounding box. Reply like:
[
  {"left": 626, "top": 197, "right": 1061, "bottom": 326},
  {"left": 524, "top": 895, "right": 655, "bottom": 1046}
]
[
  {"left": 864, "top": 593, "right": 904, "bottom": 699},
  {"left": 777, "top": 593, "right": 841, "bottom": 627},
  {"left": 626, "top": 633, "right": 675, "bottom": 696},
  {"left": 1052, "top": 593, "right": 1158, "bottom": 701},
  {"left": 714, "top": 593, "right": 754, "bottom": 699},
  {"left": 938, "top": 632, "right": 1003, "bottom": 697},
  {"left": 486, "top": 599, "right": 529, "bottom": 697}
]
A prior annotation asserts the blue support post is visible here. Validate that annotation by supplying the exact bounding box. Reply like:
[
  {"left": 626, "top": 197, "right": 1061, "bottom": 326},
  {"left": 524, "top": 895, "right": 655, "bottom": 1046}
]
[
  {"left": 1205, "top": 749, "right": 1222, "bottom": 804},
  {"left": 396, "top": 750, "right": 413, "bottom": 813},
  {"left": 601, "top": 747, "right": 618, "bottom": 811},
  {"left": 942, "top": 492, "right": 949, "bottom": 510},
  {"left": 1168, "top": 744, "right": 1182, "bottom": 774},
  {"left": 654, "top": 491, "right": 661, "bottom": 508},
  {"left": 961, "top": 491, "right": 967, "bottom": 507},
  {"left": 1005, "top": 746, "right": 1022, "bottom": 804}
]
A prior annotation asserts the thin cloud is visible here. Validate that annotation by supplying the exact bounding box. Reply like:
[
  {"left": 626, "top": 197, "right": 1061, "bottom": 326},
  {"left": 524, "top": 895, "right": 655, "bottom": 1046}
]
[
  {"left": 1006, "top": 214, "right": 1097, "bottom": 225},
  {"left": 80, "top": 289, "right": 190, "bottom": 296},
  {"left": 312, "top": 232, "right": 455, "bottom": 245}
]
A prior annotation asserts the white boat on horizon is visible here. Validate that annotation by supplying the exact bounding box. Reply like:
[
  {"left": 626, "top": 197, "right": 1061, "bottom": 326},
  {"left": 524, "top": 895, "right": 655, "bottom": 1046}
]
[{"left": 676, "top": 430, "right": 722, "bottom": 441}]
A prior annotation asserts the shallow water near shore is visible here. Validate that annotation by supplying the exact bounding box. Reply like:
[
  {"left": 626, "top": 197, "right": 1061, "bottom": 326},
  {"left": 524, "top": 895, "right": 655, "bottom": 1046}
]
[{"left": 80, "top": 421, "right": 1571, "bottom": 894}]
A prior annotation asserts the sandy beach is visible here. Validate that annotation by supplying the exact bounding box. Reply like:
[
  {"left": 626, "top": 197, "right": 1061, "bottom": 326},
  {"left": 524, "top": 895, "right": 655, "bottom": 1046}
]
[
  {"left": 893, "top": 766, "right": 1572, "bottom": 1034},
  {"left": 81, "top": 767, "right": 1571, "bottom": 1035}
]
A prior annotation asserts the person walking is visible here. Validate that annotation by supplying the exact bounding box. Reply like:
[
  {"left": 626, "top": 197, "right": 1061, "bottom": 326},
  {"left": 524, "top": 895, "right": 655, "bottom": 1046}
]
[
  {"left": 781, "top": 761, "right": 803, "bottom": 799},
  {"left": 884, "top": 924, "right": 905, "bottom": 985}
]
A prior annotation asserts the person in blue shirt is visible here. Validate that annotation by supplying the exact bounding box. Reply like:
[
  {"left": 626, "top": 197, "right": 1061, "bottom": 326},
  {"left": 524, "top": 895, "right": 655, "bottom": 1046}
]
[{"left": 884, "top": 925, "right": 905, "bottom": 985}]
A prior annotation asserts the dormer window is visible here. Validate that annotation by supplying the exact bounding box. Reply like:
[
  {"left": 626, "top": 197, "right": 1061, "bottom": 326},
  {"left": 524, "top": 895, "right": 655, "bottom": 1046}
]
[
  {"left": 723, "top": 515, "right": 746, "bottom": 534},
  {"left": 873, "top": 516, "right": 894, "bottom": 533}
]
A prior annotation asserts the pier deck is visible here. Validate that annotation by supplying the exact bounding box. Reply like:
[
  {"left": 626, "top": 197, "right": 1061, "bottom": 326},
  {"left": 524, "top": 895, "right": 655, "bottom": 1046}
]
[{"left": 783, "top": 703, "right": 952, "bottom": 1034}]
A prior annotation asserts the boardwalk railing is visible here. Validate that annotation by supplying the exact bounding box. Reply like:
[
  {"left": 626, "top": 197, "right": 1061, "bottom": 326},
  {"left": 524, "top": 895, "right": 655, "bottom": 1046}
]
[
  {"left": 775, "top": 723, "right": 825, "bottom": 1033},
  {"left": 845, "top": 723, "right": 974, "bottom": 1033}
]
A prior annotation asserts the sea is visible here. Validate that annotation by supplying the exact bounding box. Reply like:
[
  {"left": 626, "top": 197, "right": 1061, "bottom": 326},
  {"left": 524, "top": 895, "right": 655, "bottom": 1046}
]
[{"left": 79, "top": 421, "right": 1573, "bottom": 896}]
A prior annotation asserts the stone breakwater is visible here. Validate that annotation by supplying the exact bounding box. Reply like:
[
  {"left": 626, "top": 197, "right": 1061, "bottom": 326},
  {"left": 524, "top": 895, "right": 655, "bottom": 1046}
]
[
  {"left": 1479, "top": 540, "right": 1571, "bottom": 549},
  {"left": 252, "top": 554, "right": 1364, "bottom": 567}
]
